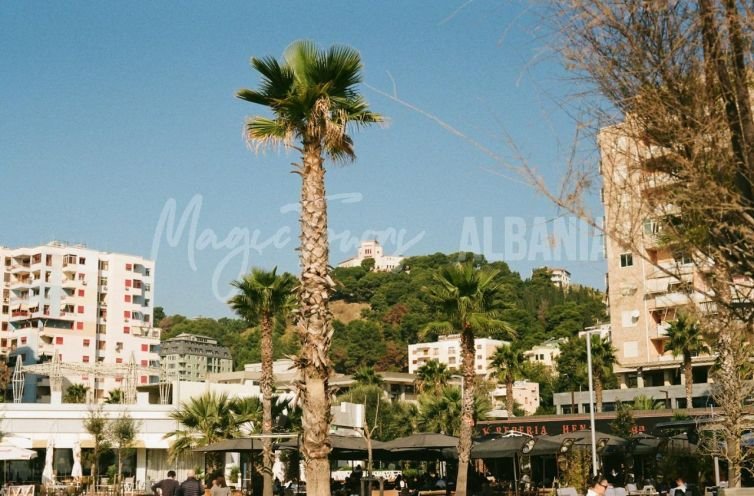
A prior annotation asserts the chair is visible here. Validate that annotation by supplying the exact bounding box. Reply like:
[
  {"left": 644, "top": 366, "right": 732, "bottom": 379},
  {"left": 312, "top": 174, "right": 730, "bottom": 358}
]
[
  {"left": 8, "top": 486, "right": 35, "bottom": 496},
  {"left": 123, "top": 477, "right": 135, "bottom": 496}
]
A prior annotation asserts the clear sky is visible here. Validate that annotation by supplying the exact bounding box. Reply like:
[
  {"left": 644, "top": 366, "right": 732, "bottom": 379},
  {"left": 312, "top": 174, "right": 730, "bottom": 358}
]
[{"left": 1, "top": 1, "right": 606, "bottom": 317}]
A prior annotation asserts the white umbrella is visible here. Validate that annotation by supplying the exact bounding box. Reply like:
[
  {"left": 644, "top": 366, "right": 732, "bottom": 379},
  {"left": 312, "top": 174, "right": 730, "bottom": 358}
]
[
  {"left": 41, "top": 438, "right": 54, "bottom": 485},
  {"left": 71, "top": 441, "right": 82, "bottom": 480},
  {"left": 0, "top": 444, "right": 37, "bottom": 461}
]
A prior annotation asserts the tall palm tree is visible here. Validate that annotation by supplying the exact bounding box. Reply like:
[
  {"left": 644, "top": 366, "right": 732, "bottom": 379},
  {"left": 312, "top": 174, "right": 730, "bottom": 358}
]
[
  {"left": 491, "top": 344, "right": 525, "bottom": 417},
  {"left": 588, "top": 335, "right": 616, "bottom": 413},
  {"left": 230, "top": 267, "right": 296, "bottom": 496},
  {"left": 423, "top": 262, "right": 514, "bottom": 496},
  {"left": 415, "top": 360, "right": 451, "bottom": 394},
  {"left": 352, "top": 366, "right": 384, "bottom": 386},
  {"left": 665, "top": 312, "right": 709, "bottom": 408},
  {"left": 165, "top": 392, "right": 256, "bottom": 474},
  {"left": 238, "top": 40, "right": 382, "bottom": 496}
]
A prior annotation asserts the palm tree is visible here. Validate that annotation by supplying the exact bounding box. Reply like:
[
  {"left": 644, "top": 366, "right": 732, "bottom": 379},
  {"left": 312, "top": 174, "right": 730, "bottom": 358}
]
[
  {"left": 352, "top": 366, "right": 384, "bottom": 386},
  {"left": 417, "top": 386, "right": 492, "bottom": 436},
  {"left": 665, "top": 312, "right": 709, "bottom": 408},
  {"left": 588, "top": 335, "right": 616, "bottom": 413},
  {"left": 415, "top": 360, "right": 451, "bottom": 394},
  {"left": 105, "top": 389, "right": 123, "bottom": 404},
  {"left": 491, "top": 344, "right": 525, "bottom": 417},
  {"left": 64, "top": 383, "right": 89, "bottom": 403},
  {"left": 422, "top": 262, "right": 514, "bottom": 496},
  {"left": 165, "top": 392, "right": 256, "bottom": 475},
  {"left": 230, "top": 267, "right": 296, "bottom": 496},
  {"left": 238, "top": 40, "right": 382, "bottom": 496}
]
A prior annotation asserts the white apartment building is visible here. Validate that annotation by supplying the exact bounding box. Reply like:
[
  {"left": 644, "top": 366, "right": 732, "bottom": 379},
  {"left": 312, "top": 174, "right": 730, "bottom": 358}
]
[
  {"left": 160, "top": 333, "right": 233, "bottom": 382},
  {"left": 0, "top": 241, "right": 160, "bottom": 401},
  {"left": 599, "top": 124, "right": 716, "bottom": 403},
  {"left": 408, "top": 334, "right": 508, "bottom": 375},
  {"left": 538, "top": 267, "right": 572, "bottom": 289},
  {"left": 337, "top": 240, "right": 404, "bottom": 271},
  {"left": 489, "top": 380, "right": 541, "bottom": 416},
  {"left": 523, "top": 338, "right": 565, "bottom": 369}
]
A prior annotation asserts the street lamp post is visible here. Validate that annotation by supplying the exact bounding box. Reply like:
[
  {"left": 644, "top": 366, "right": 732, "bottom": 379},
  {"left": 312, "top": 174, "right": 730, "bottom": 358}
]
[{"left": 585, "top": 332, "right": 599, "bottom": 477}]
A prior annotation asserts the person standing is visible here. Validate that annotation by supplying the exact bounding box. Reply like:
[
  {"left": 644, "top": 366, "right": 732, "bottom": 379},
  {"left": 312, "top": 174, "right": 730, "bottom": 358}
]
[
  {"left": 152, "top": 471, "right": 180, "bottom": 496},
  {"left": 211, "top": 476, "right": 230, "bottom": 496},
  {"left": 586, "top": 476, "right": 609, "bottom": 496},
  {"left": 178, "top": 470, "right": 204, "bottom": 496}
]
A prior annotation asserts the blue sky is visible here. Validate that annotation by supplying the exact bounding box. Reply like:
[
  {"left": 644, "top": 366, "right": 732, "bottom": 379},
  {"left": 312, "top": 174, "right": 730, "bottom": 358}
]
[{"left": 1, "top": 1, "right": 605, "bottom": 317}]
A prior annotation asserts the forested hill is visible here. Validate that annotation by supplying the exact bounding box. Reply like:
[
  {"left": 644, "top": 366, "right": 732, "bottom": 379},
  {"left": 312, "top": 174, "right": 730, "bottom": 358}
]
[{"left": 156, "top": 252, "right": 606, "bottom": 373}]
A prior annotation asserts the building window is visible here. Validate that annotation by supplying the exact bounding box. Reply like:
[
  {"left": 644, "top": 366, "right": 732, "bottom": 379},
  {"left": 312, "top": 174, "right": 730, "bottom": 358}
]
[
  {"left": 78, "top": 289, "right": 85, "bottom": 297},
  {"left": 124, "top": 311, "right": 130, "bottom": 319},
  {"left": 116, "top": 358, "right": 123, "bottom": 364},
  {"left": 141, "top": 344, "right": 148, "bottom": 352},
  {"left": 83, "top": 356, "right": 90, "bottom": 363},
  {"left": 141, "top": 360, "right": 148, "bottom": 367},
  {"left": 124, "top": 295, "right": 131, "bottom": 303},
  {"left": 77, "top": 322, "right": 84, "bottom": 330},
  {"left": 79, "top": 257, "right": 86, "bottom": 265},
  {"left": 140, "top": 376, "right": 147, "bottom": 384},
  {"left": 124, "top": 326, "right": 130, "bottom": 334},
  {"left": 125, "top": 279, "right": 132, "bottom": 288},
  {"left": 55, "top": 337, "right": 64, "bottom": 345},
  {"left": 78, "top": 306, "right": 84, "bottom": 314},
  {"left": 620, "top": 253, "right": 633, "bottom": 267},
  {"left": 83, "top": 339, "right": 90, "bottom": 347},
  {"left": 20, "top": 337, "right": 27, "bottom": 345},
  {"left": 126, "top": 263, "right": 132, "bottom": 271}
]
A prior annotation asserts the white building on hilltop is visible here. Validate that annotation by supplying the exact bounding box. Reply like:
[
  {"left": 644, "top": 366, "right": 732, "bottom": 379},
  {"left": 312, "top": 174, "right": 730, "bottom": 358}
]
[
  {"left": 408, "top": 334, "right": 508, "bottom": 375},
  {"left": 337, "top": 240, "right": 404, "bottom": 271},
  {"left": 523, "top": 338, "right": 565, "bottom": 369},
  {"left": 0, "top": 241, "right": 160, "bottom": 401}
]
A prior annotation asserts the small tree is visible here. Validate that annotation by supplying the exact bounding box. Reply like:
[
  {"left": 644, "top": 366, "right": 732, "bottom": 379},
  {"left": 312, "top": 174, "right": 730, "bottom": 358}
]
[
  {"left": 84, "top": 407, "right": 110, "bottom": 491},
  {"left": 109, "top": 413, "right": 140, "bottom": 494},
  {"left": 610, "top": 401, "right": 636, "bottom": 439}
]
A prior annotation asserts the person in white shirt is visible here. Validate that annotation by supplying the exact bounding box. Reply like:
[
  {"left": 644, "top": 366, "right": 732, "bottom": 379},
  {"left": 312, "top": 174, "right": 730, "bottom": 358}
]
[
  {"left": 586, "top": 477, "right": 610, "bottom": 496},
  {"left": 671, "top": 477, "right": 688, "bottom": 496}
]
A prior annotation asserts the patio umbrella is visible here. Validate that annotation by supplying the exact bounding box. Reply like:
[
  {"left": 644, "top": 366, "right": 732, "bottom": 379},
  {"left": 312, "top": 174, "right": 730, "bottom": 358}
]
[
  {"left": 471, "top": 436, "right": 528, "bottom": 459},
  {"left": 41, "top": 438, "right": 54, "bottom": 485},
  {"left": 380, "top": 433, "right": 459, "bottom": 460},
  {"left": 277, "top": 433, "right": 386, "bottom": 459},
  {"left": 71, "top": 440, "right": 82, "bottom": 480},
  {"left": 0, "top": 444, "right": 38, "bottom": 461},
  {"left": 0, "top": 443, "right": 37, "bottom": 486}
]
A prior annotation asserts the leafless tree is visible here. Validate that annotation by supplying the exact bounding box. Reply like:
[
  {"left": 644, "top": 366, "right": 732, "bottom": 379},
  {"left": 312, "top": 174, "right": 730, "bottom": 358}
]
[{"left": 528, "top": 1, "right": 754, "bottom": 486}]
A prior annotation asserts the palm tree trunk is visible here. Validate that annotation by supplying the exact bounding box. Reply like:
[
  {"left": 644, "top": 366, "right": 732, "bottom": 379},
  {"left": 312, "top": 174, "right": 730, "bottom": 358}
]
[
  {"left": 455, "top": 329, "right": 475, "bottom": 496},
  {"left": 261, "top": 314, "right": 274, "bottom": 496},
  {"left": 506, "top": 374, "right": 514, "bottom": 417},
  {"left": 684, "top": 355, "right": 693, "bottom": 409},
  {"left": 594, "top": 375, "right": 603, "bottom": 413},
  {"left": 298, "top": 140, "right": 334, "bottom": 496}
]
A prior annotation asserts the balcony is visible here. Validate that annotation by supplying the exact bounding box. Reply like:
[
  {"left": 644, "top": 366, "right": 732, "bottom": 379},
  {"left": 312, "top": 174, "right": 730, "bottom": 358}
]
[
  {"left": 9, "top": 278, "right": 33, "bottom": 289},
  {"left": 652, "top": 292, "right": 691, "bottom": 309},
  {"left": 62, "top": 278, "right": 78, "bottom": 288}
]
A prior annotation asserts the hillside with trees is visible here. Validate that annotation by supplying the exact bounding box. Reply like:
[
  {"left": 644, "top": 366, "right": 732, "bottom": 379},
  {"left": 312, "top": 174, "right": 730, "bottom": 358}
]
[{"left": 156, "top": 252, "right": 606, "bottom": 377}]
